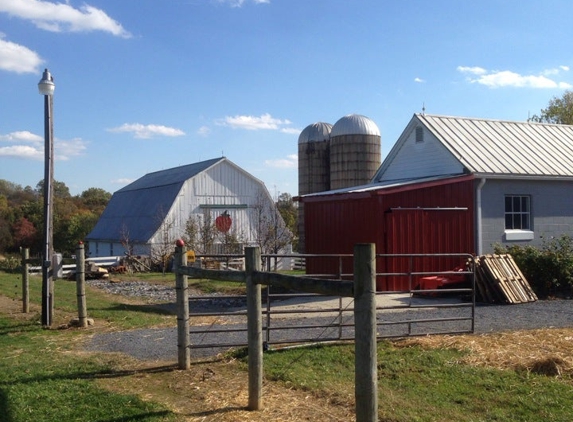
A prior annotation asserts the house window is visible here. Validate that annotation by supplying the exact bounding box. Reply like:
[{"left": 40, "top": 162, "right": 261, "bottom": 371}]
[
  {"left": 505, "top": 195, "right": 531, "bottom": 230},
  {"left": 415, "top": 126, "right": 424, "bottom": 143}
]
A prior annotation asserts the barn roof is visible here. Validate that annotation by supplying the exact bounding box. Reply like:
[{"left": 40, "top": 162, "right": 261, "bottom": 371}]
[
  {"left": 86, "top": 157, "right": 224, "bottom": 243},
  {"left": 300, "top": 174, "right": 474, "bottom": 202},
  {"left": 416, "top": 114, "right": 573, "bottom": 177}
]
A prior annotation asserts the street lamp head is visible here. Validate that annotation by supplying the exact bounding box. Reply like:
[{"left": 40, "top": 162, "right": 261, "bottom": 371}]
[{"left": 38, "top": 68, "right": 55, "bottom": 96}]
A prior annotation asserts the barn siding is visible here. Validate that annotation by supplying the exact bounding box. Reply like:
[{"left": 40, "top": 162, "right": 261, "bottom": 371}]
[
  {"left": 149, "top": 160, "right": 275, "bottom": 247},
  {"left": 373, "top": 119, "right": 465, "bottom": 182},
  {"left": 303, "top": 176, "right": 475, "bottom": 290}
]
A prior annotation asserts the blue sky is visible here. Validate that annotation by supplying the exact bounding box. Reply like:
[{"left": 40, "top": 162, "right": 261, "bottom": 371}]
[{"left": 1, "top": 0, "right": 573, "bottom": 197}]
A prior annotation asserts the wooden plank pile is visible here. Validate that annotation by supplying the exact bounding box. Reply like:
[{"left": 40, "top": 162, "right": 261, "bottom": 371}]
[{"left": 474, "top": 254, "right": 538, "bottom": 304}]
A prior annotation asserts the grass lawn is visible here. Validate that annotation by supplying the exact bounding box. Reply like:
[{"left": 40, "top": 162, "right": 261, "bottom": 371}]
[{"left": 1, "top": 270, "right": 573, "bottom": 421}]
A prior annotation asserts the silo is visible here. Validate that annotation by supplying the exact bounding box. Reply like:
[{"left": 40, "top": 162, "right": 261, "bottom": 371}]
[
  {"left": 329, "top": 114, "right": 381, "bottom": 190},
  {"left": 298, "top": 122, "right": 332, "bottom": 195},
  {"left": 297, "top": 122, "right": 332, "bottom": 253}
]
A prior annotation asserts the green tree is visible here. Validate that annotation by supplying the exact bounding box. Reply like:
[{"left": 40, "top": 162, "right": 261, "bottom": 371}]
[
  {"left": 78, "top": 188, "right": 111, "bottom": 213},
  {"left": 276, "top": 192, "right": 297, "bottom": 236},
  {"left": 530, "top": 90, "right": 573, "bottom": 124}
]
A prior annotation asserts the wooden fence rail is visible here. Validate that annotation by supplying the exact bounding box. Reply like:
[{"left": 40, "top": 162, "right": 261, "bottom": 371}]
[{"left": 173, "top": 244, "right": 378, "bottom": 422}]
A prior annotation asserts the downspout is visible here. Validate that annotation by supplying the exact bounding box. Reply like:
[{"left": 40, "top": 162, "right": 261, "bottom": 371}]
[{"left": 476, "top": 178, "right": 486, "bottom": 255}]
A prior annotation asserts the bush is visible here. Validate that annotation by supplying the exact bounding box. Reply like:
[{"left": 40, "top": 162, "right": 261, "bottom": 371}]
[
  {"left": 0, "top": 255, "right": 21, "bottom": 273},
  {"left": 494, "top": 235, "right": 573, "bottom": 298}
]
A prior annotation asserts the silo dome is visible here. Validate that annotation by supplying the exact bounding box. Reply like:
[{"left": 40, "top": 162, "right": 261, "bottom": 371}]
[
  {"left": 298, "top": 122, "right": 333, "bottom": 144},
  {"left": 330, "top": 114, "right": 381, "bottom": 190},
  {"left": 331, "top": 114, "right": 380, "bottom": 138}
]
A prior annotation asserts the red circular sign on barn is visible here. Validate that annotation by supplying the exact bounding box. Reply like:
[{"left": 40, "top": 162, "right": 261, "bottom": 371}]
[{"left": 215, "top": 210, "right": 232, "bottom": 233}]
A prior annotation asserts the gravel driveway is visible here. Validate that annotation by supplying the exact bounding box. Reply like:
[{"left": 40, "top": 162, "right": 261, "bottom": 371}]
[{"left": 84, "top": 280, "right": 573, "bottom": 361}]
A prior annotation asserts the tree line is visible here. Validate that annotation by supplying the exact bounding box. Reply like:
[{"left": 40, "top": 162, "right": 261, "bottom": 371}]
[
  {"left": 0, "top": 179, "right": 111, "bottom": 257},
  {"left": 0, "top": 179, "right": 299, "bottom": 258}
]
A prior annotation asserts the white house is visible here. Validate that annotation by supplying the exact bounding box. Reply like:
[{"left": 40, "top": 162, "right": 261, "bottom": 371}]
[
  {"left": 86, "top": 157, "right": 290, "bottom": 259},
  {"left": 373, "top": 113, "right": 573, "bottom": 254}
]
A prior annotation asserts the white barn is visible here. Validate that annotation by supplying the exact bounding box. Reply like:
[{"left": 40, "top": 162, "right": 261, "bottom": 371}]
[{"left": 86, "top": 157, "right": 290, "bottom": 259}]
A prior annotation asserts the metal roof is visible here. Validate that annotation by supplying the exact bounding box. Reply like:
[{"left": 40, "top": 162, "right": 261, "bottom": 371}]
[
  {"left": 330, "top": 114, "right": 380, "bottom": 137},
  {"left": 417, "top": 114, "right": 573, "bottom": 177},
  {"left": 298, "top": 122, "right": 332, "bottom": 144},
  {"left": 300, "top": 174, "right": 472, "bottom": 199},
  {"left": 86, "top": 157, "right": 224, "bottom": 243}
]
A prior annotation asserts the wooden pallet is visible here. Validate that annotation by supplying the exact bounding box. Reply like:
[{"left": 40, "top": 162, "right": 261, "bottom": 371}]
[{"left": 474, "top": 254, "right": 538, "bottom": 304}]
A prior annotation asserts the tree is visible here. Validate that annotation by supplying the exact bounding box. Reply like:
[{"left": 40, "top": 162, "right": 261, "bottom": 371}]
[
  {"left": 78, "top": 188, "right": 111, "bottom": 213},
  {"left": 150, "top": 206, "right": 175, "bottom": 273},
  {"left": 276, "top": 192, "right": 298, "bottom": 249},
  {"left": 12, "top": 217, "right": 37, "bottom": 248},
  {"left": 36, "top": 180, "right": 71, "bottom": 199},
  {"left": 530, "top": 90, "right": 573, "bottom": 124},
  {"left": 253, "top": 190, "right": 293, "bottom": 260}
]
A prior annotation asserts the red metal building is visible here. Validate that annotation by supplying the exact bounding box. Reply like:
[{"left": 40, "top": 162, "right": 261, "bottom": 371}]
[{"left": 300, "top": 174, "right": 475, "bottom": 290}]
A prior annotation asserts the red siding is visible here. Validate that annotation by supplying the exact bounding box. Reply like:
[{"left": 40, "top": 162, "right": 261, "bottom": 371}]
[{"left": 303, "top": 176, "right": 475, "bottom": 290}]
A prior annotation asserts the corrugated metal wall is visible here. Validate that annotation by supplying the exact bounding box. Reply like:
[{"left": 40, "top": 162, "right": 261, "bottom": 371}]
[{"left": 303, "top": 176, "right": 475, "bottom": 290}]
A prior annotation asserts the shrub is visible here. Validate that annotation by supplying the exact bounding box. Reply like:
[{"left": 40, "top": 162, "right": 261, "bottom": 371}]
[
  {"left": 493, "top": 235, "right": 573, "bottom": 298},
  {"left": 0, "top": 255, "right": 21, "bottom": 273}
]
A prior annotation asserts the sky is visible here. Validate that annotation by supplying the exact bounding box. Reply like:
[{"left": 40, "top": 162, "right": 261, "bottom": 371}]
[{"left": 1, "top": 0, "right": 573, "bottom": 198}]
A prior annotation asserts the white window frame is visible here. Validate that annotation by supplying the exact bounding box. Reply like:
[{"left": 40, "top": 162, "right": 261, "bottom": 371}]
[{"left": 504, "top": 195, "right": 533, "bottom": 240}]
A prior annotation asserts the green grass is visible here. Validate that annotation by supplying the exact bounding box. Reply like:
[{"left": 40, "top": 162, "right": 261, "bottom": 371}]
[
  {"left": 0, "top": 315, "right": 177, "bottom": 422},
  {"left": 0, "top": 271, "right": 175, "bottom": 330},
  {"left": 261, "top": 343, "right": 573, "bottom": 422},
  {"left": 3, "top": 269, "right": 573, "bottom": 421}
]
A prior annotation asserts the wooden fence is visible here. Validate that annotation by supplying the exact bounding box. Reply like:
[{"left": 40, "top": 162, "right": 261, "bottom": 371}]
[{"left": 173, "top": 244, "right": 379, "bottom": 422}]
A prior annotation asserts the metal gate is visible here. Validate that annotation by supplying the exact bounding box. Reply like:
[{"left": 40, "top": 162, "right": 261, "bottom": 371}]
[{"left": 186, "top": 253, "right": 475, "bottom": 355}]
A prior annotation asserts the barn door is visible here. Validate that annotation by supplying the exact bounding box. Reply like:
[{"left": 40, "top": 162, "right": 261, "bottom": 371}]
[{"left": 381, "top": 207, "right": 470, "bottom": 290}]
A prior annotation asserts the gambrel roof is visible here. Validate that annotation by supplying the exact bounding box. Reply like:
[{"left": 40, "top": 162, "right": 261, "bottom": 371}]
[
  {"left": 374, "top": 114, "right": 573, "bottom": 182},
  {"left": 87, "top": 157, "right": 223, "bottom": 243}
]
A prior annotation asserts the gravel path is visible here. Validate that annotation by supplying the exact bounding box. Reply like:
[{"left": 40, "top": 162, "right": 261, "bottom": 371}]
[{"left": 85, "top": 279, "right": 573, "bottom": 361}]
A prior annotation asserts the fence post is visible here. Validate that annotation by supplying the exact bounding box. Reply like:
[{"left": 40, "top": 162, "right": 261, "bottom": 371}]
[
  {"left": 354, "top": 243, "right": 378, "bottom": 422},
  {"left": 246, "top": 246, "right": 262, "bottom": 411},
  {"left": 21, "top": 248, "right": 29, "bottom": 313},
  {"left": 175, "top": 241, "right": 190, "bottom": 370},
  {"left": 75, "top": 242, "right": 88, "bottom": 328}
]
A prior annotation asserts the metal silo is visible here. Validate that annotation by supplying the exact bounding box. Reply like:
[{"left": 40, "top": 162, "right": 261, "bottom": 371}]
[
  {"left": 329, "top": 114, "right": 381, "bottom": 190},
  {"left": 297, "top": 122, "right": 332, "bottom": 253}
]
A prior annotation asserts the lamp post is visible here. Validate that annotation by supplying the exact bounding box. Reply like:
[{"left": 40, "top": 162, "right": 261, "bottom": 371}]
[{"left": 38, "top": 68, "right": 55, "bottom": 327}]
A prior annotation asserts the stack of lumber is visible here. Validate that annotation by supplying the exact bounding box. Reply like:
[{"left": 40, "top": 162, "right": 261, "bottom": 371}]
[{"left": 474, "top": 254, "right": 538, "bottom": 304}]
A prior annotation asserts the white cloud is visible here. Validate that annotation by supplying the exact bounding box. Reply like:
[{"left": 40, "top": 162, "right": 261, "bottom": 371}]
[
  {"left": 414, "top": 77, "right": 425, "bottom": 83},
  {"left": 111, "top": 178, "right": 134, "bottom": 186},
  {"left": 0, "top": 145, "right": 43, "bottom": 160},
  {"left": 0, "top": 0, "right": 131, "bottom": 38},
  {"left": 0, "top": 130, "right": 43, "bottom": 142},
  {"left": 0, "top": 131, "right": 88, "bottom": 161},
  {"left": 218, "top": 113, "right": 293, "bottom": 131},
  {"left": 265, "top": 154, "right": 297, "bottom": 169},
  {"left": 457, "top": 66, "right": 487, "bottom": 75},
  {"left": 458, "top": 65, "right": 572, "bottom": 89},
  {"left": 281, "top": 127, "right": 302, "bottom": 135},
  {"left": 56, "top": 138, "right": 87, "bottom": 161},
  {"left": 0, "top": 38, "right": 43, "bottom": 73},
  {"left": 108, "top": 123, "right": 185, "bottom": 139},
  {"left": 197, "top": 126, "right": 211, "bottom": 137},
  {"left": 217, "top": 0, "right": 270, "bottom": 7}
]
